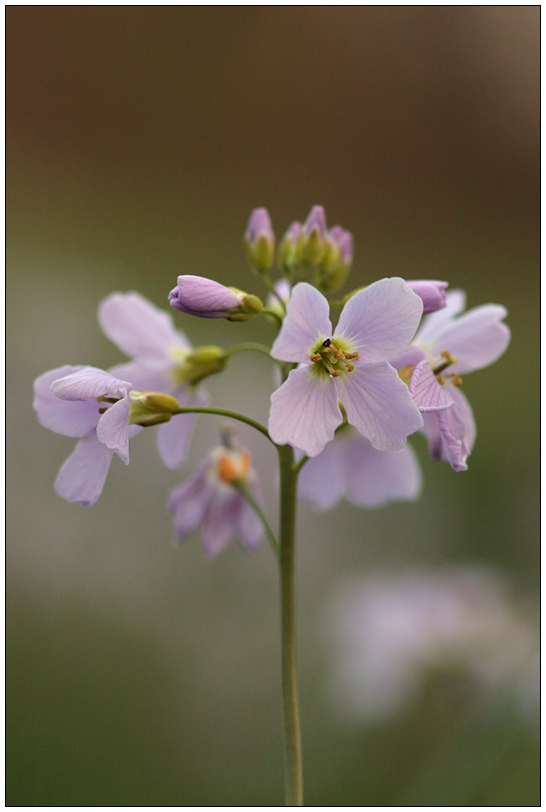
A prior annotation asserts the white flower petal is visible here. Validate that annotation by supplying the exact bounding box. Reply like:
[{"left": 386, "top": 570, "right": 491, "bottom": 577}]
[
  {"left": 271, "top": 283, "right": 332, "bottom": 363},
  {"left": 338, "top": 362, "right": 423, "bottom": 450},
  {"left": 416, "top": 289, "right": 467, "bottom": 345},
  {"left": 344, "top": 437, "right": 422, "bottom": 507},
  {"left": 54, "top": 432, "right": 114, "bottom": 506},
  {"left": 98, "top": 291, "right": 191, "bottom": 360},
  {"left": 51, "top": 366, "right": 132, "bottom": 401},
  {"left": 297, "top": 439, "right": 347, "bottom": 510},
  {"left": 335, "top": 278, "right": 423, "bottom": 362},
  {"left": 33, "top": 366, "right": 101, "bottom": 437},
  {"left": 269, "top": 366, "right": 342, "bottom": 457},
  {"left": 409, "top": 360, "right": 454, "bottom": 412},
  {"left": 429, "top": 304, "right": 510, "bottom": 374},
  {"left": 96, "top": 395, "right": 131, "bottom": 463}
]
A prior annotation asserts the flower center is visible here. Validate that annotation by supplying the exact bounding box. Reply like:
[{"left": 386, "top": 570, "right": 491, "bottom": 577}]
[
  {"left": 431, "top": 350, "right": 462, "bottom": 387},
  {"left": 309, "top": 337, "right": 359, "bottom": 379}
]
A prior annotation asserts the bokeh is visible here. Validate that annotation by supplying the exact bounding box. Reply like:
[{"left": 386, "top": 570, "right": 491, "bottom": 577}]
[{"left": 7, "top": 7, "right": 539, "bottom": 806}]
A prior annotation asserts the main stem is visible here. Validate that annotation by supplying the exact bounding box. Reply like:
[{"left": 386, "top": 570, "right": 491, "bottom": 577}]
[{"left": 278, "top": 444, "right": 303, "bottom": 806}]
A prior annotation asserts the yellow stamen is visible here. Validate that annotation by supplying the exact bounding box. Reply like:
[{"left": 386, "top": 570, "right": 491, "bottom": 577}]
[{"left": 452, "top": 373, "right": 463, "bottom": 387}]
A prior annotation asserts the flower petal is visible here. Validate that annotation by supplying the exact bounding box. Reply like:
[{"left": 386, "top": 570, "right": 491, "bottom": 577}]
[
  {"left": 388, "top": 344, "right": 427, "bottom": 372},
  {"left": 236, "top": 484, "right": 264, "bottom": 550},
  {"left": 168, "top": 470, "right": 213, "bottom": 542},
  {"left": 335, "top": 278, "right": 423, "bottom": 362},
  {"left": 33, "top": 366, "right": 101, "bottom": 437},
  {"left": 421, "top": 387, "right": 475, "bottom": 472},
  {"left": 156, "top": 388, "right": 208, "bottom": 469},
  {"left": 54, "top": 432, "right": 114, "bottom": 506},
  {"left": 297, "top": 439, "right": 347, "bottom": 510},
  {"left": 429, "top": 304, "right": 510, "bottom": 374},
  {"left": 108, "top": 359, "right": 175, "bottom": 394},
  {"left": 271, "top": 283, "right": 332, "bottom": 363},
  {"left": 338, "top": 362, "right": 423, "bottom": 450},
  {"left": 269, "top": 366, "right": 342, "bottom": 457},
  {"left": 51, "top": 366, "right": 132, "bottom": 401},
  {"left": 201, "top": 488, "right": 240, "bottom": 557},
  {"left": 409, "top": 360, "right": 454, "bottom": 412},
  {"left": 98, "top": 291, "right": 190, "bottom": 359},
  {"left": 416, "top": 289, "right": 467, "bottom": 345},
  {"left": 96, "top": 395, "right": 131, "bottom": 463},
  {"left": 344, "top": 436, "right": 422, "bottom": 507}
]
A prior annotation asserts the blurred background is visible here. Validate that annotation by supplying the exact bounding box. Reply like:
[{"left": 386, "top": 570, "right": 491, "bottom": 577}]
[{"left": 7, "top": 7, "right": 539, "bottom": 806}]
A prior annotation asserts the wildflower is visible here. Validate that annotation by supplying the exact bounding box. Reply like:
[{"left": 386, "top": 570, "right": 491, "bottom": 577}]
[
  {"left": 168, "top": 434, "right": 263, "bottom": 557},
  {"left": 299, "top": 205, "right": 327, "bottom": 264},
  {"left": 268, "top": 279, "right": 424, "bottom": 457},
  {"left": 394, "top": 290, "right": 510, "bottom": 471},
  {"left": 323, "top": 566, "right": 539, "bottom": 728},
  {"left": 244, "top": 207, "right": 275, "bottom": 273},
  {"left": 99, "top": 292, "right": 216, "bottom": 469},
  {"left": 168, "top": 275, "right": 263, "bottom": 321},
  {"left": 278, "top": 221, "right": 302, "bottom": 273},
  {"left": 298, "top": 427, "right": 422, "bottom": 510},
  {"left": 32, "top": 365, "right": 169, "bottom": 505},
  {"left": 405, "top": 280, "right": 448, "bottom": 314}
]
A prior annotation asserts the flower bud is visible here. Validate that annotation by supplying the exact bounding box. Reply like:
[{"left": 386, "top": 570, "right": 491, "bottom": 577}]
[
  {"left": 278, "top": 221, "right": 303, "bottom": 273},
  {"left": 244, "top": 208, "right": 275, "bottom": 273},
  {"left": 169, "top": 276, "right": 262, "bottom": 321},
  {"left": 406, "top": 280, "right": 448, "bottom": 314},
  {"left": 317, "top": 226, "right": 354, "bottom": 292},
  {"left": 299, "top": 205, "right": 327, "bottom": 265},
  {"left": 128, "top": 391, "right": 180, "bottom": 427}
]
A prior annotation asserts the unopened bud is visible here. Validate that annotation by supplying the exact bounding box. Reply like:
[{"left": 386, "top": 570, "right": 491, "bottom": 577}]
[
  {"left": 244, "top": 208, "right": 275, "bottom": 273},
  {"left": 278, "top": 221, "right": 303, "bottom": 273},
  {"left": 299, "top": 205, "right": 327, "bottom": 265},
  {"left": 129, "top": 391, "right": 180, "bottom": 427},
  {"left": 185, "top": 346, "right": 229, "bottom": 385},
  {"left": 225, "top": 290, "right": 263, "bottom": 322},
  {"left": 406, "top": 280, "right": 448, "bottom": 314},
  {"left": 317, "top": 226, "right": 353, "bottom": 292}
]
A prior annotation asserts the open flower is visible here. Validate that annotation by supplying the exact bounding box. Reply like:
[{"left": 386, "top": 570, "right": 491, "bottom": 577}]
[
  {"left": 167, "top": 436, "right": 264, "bottom": 557},
  {"left": 268, "top": 280, "right": 424, "bottom": 457},
  {"left": 393, "top": 290, "right": 510, "bottom": 471},
  {"left": 33, "top": 365, "right": 139, "bottom": 505},
  {"left": 298, "top": 427, "right": 422, "bottom": 510},
  {"left": 98, "top": 292, "right": 210, "bottom": 469}
]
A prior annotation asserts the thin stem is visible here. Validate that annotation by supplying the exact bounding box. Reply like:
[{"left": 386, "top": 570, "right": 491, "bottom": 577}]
[
  {"left": 225, "top": 341, "right": 274, "bottom": 358},
  {"left": 292, "top": 454, "right": 309, "bottom": 475},
  {"left": 261, "top": 307, "right": 283, "bottom": 326},
  {"left": 278, "top": 444, "right": 303, "bottom": 806},
  {"left": 261, "top": 274, "right": 287, "bottom": 313},
  {"left": 233, "top": 482, "right": 280, "bottom": 561},
  {"left": 172, "top": 406, "right": 273, "bottom": 443}
]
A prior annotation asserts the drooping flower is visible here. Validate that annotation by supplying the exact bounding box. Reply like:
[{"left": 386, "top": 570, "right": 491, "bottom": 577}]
[
  {"left": 392, "top": 290, "right": 510, "bottom": 471},
  {"left": 168, "top": 275, "right": 263, "bottom": 321},
  {"left": 268, "top": 279, "right": 424, "bottom": 457},
  {"left": 322, "top": 566, "right": 539, "bottom": 728},
  {"left": 33, "top": 365, "right": 168, "bottom": 505},
  {"left": 244, "top": 208, "right": 275, "bottom": 273},
  {"left": 167, "top": 434, "right": 264, "bottom": 557},
  {"left": 99, "top": 292, "right": 215, "bottom": 469},
  {"left": 298, "top": 427, "right": 422, "bottom": 510}
]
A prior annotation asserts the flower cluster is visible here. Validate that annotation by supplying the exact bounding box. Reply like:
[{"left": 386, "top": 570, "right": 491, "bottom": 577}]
[{"left": 33, "top": 204, "right": 510, "bottom": 550}]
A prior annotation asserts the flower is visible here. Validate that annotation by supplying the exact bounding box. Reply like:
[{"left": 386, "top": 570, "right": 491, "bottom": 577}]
[
  {"left": 300, "top": 205, "right": 327, "bottom": 264},
  {"left": 244, "top": 207, "right": 275, "bottom": 272},
  {"left": 298, "top": 427, "right": 422, "bottom": 510},
  {"left": 322, "top": 566, "right": 539, "bottom": 727},
  {"left": 393, "top": 290, "right": 510, "bottom": 471},
  {"left": 168, "top": 275, "right": 263, "bottom": 321},
  {"left": 268, "top": 279, "right": 424, "bottom": 457},
  {"left": 405, "top": 280, "right": 448, "bottom": 314},
  {"left": 278, "top": 221, "right": 302, "bottom": 273},
  {"left": 167, "top": 436, "right": 264, "bottom": 557},
  {"left": 33, "top": 365, "right": 138, "bottom": 505},
  {"left": 317, "top": 225, "right": 354, "bottom": 292},
  {"left": 98, "top": 291, "right": 212, "bottom": 469}
]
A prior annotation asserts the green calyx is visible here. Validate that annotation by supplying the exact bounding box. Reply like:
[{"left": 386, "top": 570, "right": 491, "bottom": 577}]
[
  {"left": 226, "top": 290, "right": 263, "bottom": 321},
  {"left": 128, "top": 391, "right": 180, "bottom": 427},
  {"left": 171, "top": 345, "right": 230, "bottom": 386},
  {"left": 244, "top": 235, "right": 275, "bottom": 274}
]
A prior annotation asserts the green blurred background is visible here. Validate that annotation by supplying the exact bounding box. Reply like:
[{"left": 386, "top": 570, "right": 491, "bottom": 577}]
[{"left": 7, "top": 7, "right": 539, "bottom": 806}]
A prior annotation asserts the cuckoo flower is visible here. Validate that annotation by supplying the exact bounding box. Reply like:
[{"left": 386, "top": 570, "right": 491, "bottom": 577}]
[
  {"left": 169, "top": 275, "right": 263, "bottom": 321},
  {"left": 33, "top": 365, "right": 139, "bottom": 505},
  {"left": 268, "top": 280, "right": 424, "bottom": 457},
  {"left": 168, "top": 437, "right": 264, "bottom": 557},
  {"left": 393, "top": 290, "right": 510, "bottom": 471},
  {"left": 99, "top": 292, "right": 212, "bottom": 469},
  {"left": 298, "top": 427, "right": 422, "bottom": 510},
  {"left": 405, "top": 280, "right": 448, "bottom": 314}
]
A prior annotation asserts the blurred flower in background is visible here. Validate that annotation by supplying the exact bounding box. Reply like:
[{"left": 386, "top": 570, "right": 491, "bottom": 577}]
[{"left": 322, "top": 565, "right": 539, "bottom": 731}]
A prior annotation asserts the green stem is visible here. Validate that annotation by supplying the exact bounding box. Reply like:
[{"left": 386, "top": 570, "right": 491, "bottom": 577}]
[
  {"left": 261, "top": 274, "right": 287, "bottom": 313},
  {"left": 225, "top": 341, "right": 274, "bottom": 358},
  {"left": 172, "top": 406, "right": 272, "bottom": 443},
  {"left": 233, "top": 482, "right": 280, "bottom": 561},
  {"left": 278, "top": 444, "right": 303, "bottom": 806},
  {"left": 292, "top": 454, "right": 309, "bottom": 475}
]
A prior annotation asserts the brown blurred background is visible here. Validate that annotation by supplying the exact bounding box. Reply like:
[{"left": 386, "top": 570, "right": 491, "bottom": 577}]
[{"left": 7, "top": 7, "right": 539, "bottom": 805}]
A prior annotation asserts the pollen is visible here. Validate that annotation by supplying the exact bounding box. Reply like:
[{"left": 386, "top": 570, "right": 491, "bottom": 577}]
[{"left": 217, "top": 450, "right": 251, "bottom": 484}]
